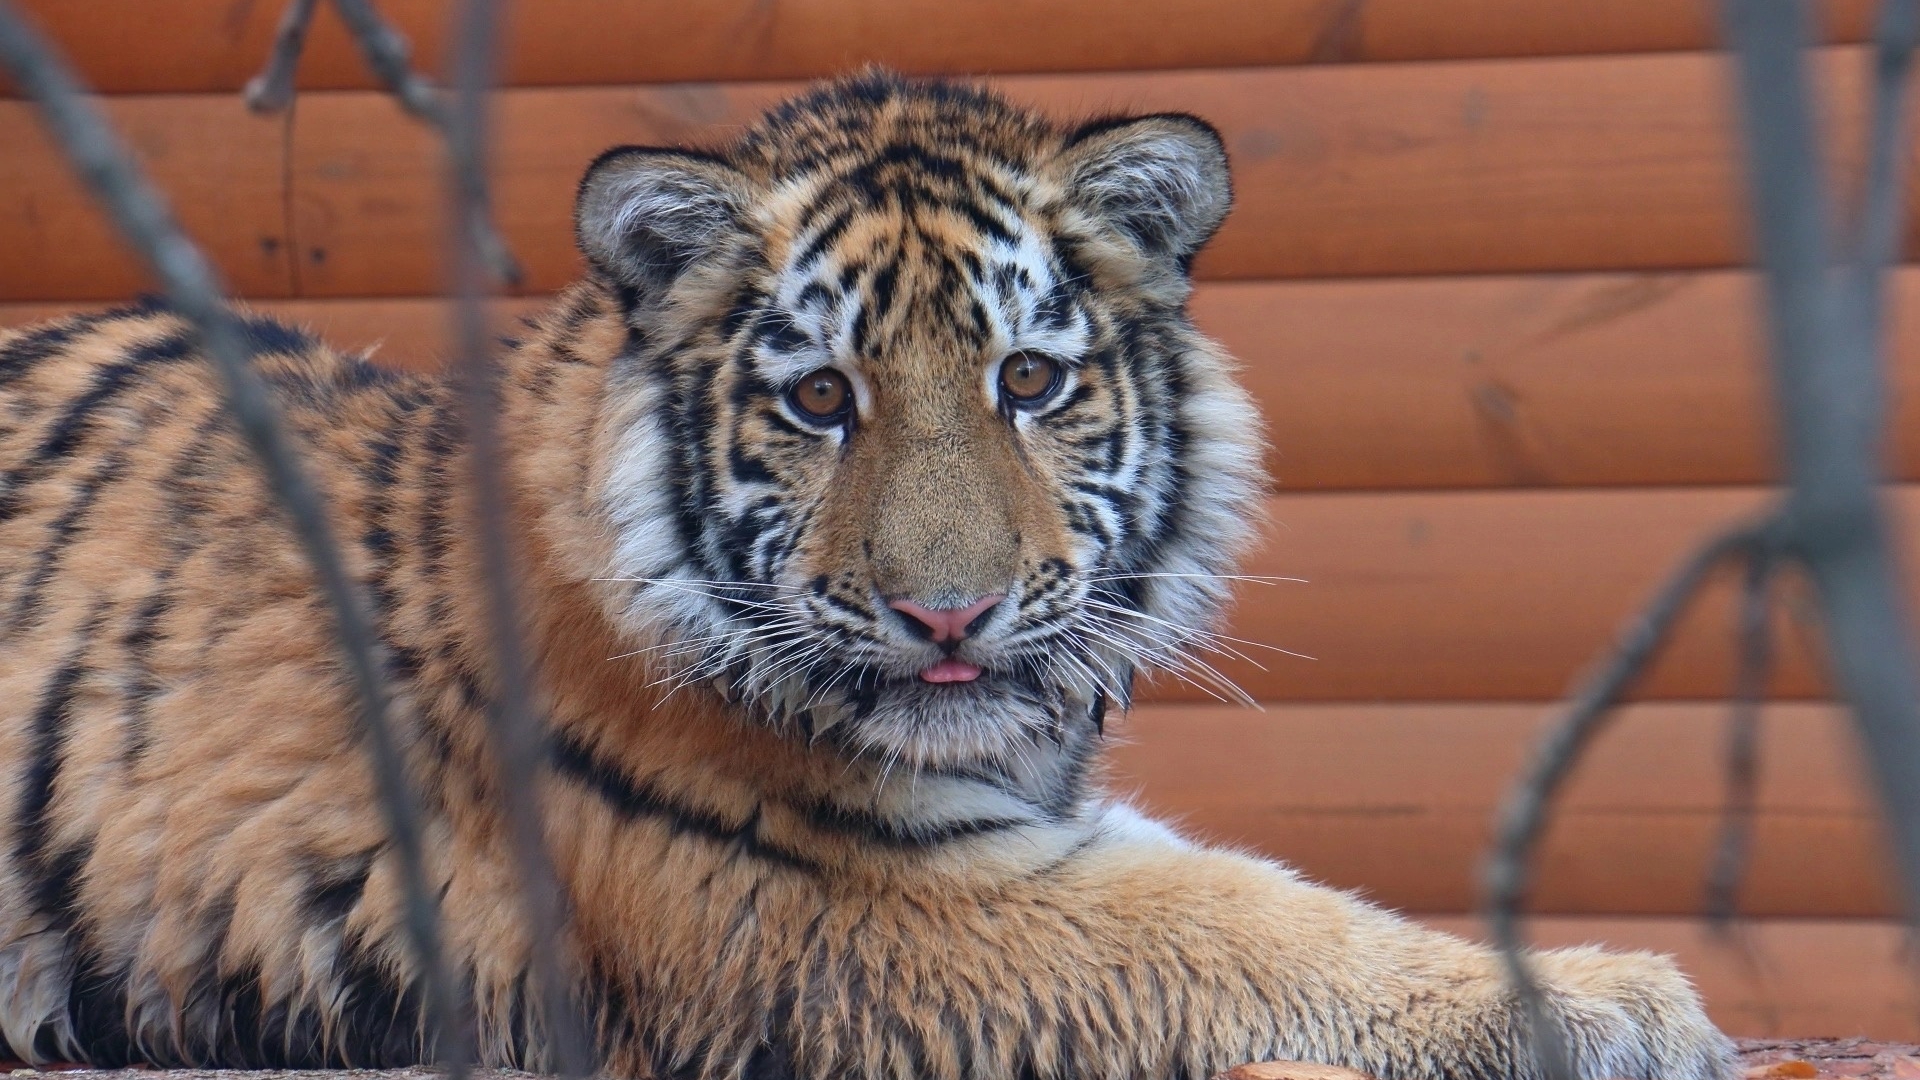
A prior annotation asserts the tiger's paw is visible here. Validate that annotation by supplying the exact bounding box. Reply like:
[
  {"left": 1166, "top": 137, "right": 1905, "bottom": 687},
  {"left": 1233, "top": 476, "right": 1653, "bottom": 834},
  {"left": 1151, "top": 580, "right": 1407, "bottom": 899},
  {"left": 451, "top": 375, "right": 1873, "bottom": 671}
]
[{"left": 1533, "top": 946, "right": 1737, "bottom": 1080}]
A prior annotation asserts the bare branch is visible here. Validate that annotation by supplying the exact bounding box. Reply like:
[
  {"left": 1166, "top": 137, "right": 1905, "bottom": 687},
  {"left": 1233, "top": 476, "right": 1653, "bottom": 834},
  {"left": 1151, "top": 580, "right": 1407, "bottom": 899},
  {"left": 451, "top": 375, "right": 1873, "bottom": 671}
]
[
  {"left": 242, "top": 0, "right": 319, "bottom": 114},
  {"left": 1706, "top": 550, "right": 1777, "bottom": 927},
  {"left": 1487, "top": 4, "right": 1920, "bottom": 1075},
  {"left": 0, "top": 4, "right": 470, "bottom": 1076},
  {"left": 1721, "top": 0, "right": 1920, "bottom": 923},
  {"left": 1485, "top": 522, "right": 1766, "bottom": 1080},
  {"left": 329, "top": 0, "right": 445, "bottom": 124},
  {"left": 444, "top": 0, "right": 595, "bottom": 1073},
  {"left": 245, "top": 0, "right": 522, "bottom": 285}
]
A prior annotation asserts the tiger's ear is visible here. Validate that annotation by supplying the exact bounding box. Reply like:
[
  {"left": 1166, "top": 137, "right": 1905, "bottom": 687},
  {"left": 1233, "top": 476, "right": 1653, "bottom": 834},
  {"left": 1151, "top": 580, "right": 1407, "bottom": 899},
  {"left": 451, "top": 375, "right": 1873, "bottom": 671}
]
[
  {"left": 575, "top": 147, "right": 756, "bottom": 293},
  {"left": 1059, "top": 114, "right": 1231, "bottom": 267}
]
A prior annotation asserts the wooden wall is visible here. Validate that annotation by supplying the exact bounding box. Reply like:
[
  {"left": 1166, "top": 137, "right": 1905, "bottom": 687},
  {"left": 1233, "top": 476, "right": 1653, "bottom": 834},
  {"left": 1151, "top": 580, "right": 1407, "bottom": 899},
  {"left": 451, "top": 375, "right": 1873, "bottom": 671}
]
[{"left": 5, "top": 0, "right": 1917, "bottom": 1038}]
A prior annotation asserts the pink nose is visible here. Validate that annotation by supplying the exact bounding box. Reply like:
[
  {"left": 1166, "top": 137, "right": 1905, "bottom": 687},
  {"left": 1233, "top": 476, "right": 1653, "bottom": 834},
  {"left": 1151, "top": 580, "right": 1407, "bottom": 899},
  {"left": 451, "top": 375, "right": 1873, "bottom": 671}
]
[{"left": 887, "top": 593, "right": 1005, "bottom": 644}]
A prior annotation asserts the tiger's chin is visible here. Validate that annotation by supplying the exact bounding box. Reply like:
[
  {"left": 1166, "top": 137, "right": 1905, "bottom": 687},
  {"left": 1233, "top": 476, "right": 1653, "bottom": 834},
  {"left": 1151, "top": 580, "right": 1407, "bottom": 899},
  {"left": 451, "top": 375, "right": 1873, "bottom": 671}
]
[{"left": 751, "top": 665, "right": 1108, "bottom": 772}]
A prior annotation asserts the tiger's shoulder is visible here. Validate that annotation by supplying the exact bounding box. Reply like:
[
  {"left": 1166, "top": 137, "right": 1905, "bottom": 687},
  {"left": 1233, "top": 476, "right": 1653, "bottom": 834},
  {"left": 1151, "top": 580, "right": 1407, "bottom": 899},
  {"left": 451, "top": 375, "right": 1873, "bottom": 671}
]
[
  {"left": 0, "top": 296, "right": 440, "bottom": 456},
  {"left": 0, "top": 297, "right": 451, "bottom": 653}
]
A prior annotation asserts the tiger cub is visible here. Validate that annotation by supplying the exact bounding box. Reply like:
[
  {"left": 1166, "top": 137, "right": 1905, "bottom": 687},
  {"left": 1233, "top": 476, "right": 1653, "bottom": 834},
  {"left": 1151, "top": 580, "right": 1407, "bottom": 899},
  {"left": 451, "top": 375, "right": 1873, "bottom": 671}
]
[{"left": 0, "top": 73, "right": 1731, "bottom": 1079}]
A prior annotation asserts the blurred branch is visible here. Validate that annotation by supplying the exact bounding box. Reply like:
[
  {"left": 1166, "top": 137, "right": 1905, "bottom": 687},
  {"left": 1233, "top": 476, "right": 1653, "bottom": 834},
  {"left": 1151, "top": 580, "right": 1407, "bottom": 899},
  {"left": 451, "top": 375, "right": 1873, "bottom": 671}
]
[
  {"left": 328, "top": 0, "right": 447, "bottom": 124},
  {"left": 1486, "top": 2, "right": 1920, "bottom": 1076},
  {"left": 0, "top": 4, "right": 469, "bottom": 1077},
  {"left": 1719, "top": 0, "right": 1920, "bottom": 928},
  {"left": 245, "top": 0, "right": 521, "bottom": 285},
  {"left": 1706, "top": 550, "right": 1776, "bottom": 927},
  {"left": 445, "top": 0, "right": 594, "bottom": 1073},
  {"left": 1484, "top": 521, "right": 1768, "bottom": 1080},
  {"left": 245, "top": 0, "right": 582, "bottom": 1066},
  {"left": 241, "top": 0, "right": 317, "bottom": 112}
]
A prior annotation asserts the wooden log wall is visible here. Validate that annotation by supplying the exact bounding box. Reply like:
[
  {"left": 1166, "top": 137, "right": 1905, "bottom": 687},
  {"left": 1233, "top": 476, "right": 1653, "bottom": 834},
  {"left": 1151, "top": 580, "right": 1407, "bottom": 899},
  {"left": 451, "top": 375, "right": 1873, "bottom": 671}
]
[{"left": 4, "top": 0, "right": 1914, "bottom": 1038}]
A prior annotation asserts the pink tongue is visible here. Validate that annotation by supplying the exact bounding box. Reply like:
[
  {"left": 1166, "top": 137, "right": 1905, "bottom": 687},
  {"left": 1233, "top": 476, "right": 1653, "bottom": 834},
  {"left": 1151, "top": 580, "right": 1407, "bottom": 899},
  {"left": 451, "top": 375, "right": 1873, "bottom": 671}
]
[{"left": 919, "top": 659, "right": 984, "bottom": 684}]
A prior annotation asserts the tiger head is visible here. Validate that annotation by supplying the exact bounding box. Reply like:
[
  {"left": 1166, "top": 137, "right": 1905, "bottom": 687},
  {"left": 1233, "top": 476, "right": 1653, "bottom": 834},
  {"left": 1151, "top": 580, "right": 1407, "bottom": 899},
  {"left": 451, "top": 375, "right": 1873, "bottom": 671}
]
[{"left": 573, "top": 74, "right": 1265, "bottom": 773}]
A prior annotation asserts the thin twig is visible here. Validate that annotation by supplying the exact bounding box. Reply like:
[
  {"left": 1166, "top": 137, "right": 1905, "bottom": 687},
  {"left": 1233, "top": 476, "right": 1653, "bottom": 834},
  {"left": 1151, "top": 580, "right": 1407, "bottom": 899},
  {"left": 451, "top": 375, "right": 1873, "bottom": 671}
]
[
  {"left": 1484, "top": 521, "right": 1764, "bottom": 1080},
  {"left": 242, "top": 0, "right": 318, "bottom": 113},
  {"left": 446, "top": 0, "right": 594, "bottom": 1072},
  {"left": 328, "top": 0, "right": 445, "bottom": 123},
  {"left": 244, "top": 0, "right": 522, "bottom": 284},
  {"left": 0, "top": 4, "right": 469, "bottom": 1076},
  {"left": 1706, "top": 549, "right": 1776, "bottom": 927}
]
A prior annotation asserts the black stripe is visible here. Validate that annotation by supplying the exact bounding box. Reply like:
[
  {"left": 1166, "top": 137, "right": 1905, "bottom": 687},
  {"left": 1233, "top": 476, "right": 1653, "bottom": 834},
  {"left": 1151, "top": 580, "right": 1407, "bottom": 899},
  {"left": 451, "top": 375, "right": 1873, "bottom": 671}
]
[
  {"left": 416, "top": 399, "right": 460, "bottom": 623},
  {"left": 206, "top": 945, "right": 424, "bottom": 1068},
  {"left": 14, "top": 603, "right": 105, "bottom": 917},
  {"left": 117, "top": 589, "right": 170, "bottom": 763},
  {"left": 948, "top": 193, "right": 1016, "bottom": 245},
  {"left": 792, "top": 206, "right": 855, "bottom": 269},
  {"left": 0, "top": 299, "right": 164, "bottom": 390},
  {"left": 670, "top": 356, "right": 726, "bottom": 583},
  {"left": 548, "top": 733, "right": 820, "bottom": 873},
  {"left": 798, "top": 798, "right": 1029, "bottom": 848},
  {"left": 239, "top": 314, "right": 316, "bottom": 358},
  {"left": 300, "top": 849, "right": 377, "bottom": 925},
  {"left": 362, "top": 391, "right": 428, "bottom": 681},
  {"left": 5, "top": 446, "right": 131, "bottom": 637},
  {"left": 0, "top": 313, "right": 107, "bottom": 389},
  {"left": 0, "top": 332, "right": 194, "bottom": 525}
]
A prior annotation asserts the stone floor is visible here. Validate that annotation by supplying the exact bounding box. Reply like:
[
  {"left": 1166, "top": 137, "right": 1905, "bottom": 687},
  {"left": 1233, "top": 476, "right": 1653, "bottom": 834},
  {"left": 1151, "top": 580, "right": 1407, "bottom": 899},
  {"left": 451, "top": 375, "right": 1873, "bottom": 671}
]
[
  {"left": 1737, "top": 1040, "right": 1920, "bottom": 1080},
  {"left": 1217, "top": 1043, "right": 1920, "bottom": 1080},
  {"left": 0, "top": 1040, "right": 1914, "bottom": 1080}
]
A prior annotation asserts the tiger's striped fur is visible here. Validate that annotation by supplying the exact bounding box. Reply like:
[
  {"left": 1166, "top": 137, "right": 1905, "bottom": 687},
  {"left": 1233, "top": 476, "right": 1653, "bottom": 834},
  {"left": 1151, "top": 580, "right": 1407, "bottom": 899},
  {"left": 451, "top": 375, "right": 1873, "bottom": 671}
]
[{"left": 0, "top": 74, "right": 1731, "bottom": 1080}]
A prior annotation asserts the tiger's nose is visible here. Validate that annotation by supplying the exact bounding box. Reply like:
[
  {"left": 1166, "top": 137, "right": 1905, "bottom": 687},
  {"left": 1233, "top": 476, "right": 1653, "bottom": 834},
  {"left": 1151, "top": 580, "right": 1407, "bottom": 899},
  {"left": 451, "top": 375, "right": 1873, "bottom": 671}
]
[{"left": 887, "top": 593, "right": 1005, "bottom": 644}]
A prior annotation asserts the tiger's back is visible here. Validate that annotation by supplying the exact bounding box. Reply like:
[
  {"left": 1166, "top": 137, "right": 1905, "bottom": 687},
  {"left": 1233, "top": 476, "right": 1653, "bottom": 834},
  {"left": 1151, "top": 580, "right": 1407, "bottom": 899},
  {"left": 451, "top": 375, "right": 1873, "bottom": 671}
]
[{"left": 0, "top": 301, "right": 469, "bottom": 1065}]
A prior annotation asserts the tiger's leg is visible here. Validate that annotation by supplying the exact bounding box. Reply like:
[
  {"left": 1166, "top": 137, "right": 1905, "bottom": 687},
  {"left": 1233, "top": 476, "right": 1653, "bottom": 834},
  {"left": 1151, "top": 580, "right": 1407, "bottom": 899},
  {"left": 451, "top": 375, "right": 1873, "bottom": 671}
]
[
  {"left": 957, "top": 808, "right": 1729, "bottom": 1080},
  {"left": 596, "top": 804, "right": 1733, "bottom": 1080}
]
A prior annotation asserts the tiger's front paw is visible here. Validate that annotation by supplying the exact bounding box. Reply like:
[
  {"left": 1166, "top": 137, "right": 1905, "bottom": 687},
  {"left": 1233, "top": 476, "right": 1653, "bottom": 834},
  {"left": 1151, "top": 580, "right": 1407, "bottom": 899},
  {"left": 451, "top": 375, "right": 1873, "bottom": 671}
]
[{"left": 1533, "top": 947, "right": 1735, "bottom": 1080}]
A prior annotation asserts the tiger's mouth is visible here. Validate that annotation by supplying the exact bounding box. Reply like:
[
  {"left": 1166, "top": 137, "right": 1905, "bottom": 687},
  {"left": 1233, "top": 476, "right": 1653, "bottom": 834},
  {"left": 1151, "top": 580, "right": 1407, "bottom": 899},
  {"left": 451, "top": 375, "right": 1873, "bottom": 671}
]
[
  {"left": 916, "top": 657, "right": 983, "bottom": 684},
  {"left": 737, "top": 654, "right": 1103, "bottom": 767}
]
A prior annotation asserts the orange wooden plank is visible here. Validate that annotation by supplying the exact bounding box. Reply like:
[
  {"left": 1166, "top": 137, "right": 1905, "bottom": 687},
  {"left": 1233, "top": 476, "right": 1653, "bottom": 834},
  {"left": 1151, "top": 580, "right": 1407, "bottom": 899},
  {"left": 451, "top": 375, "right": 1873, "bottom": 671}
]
[
  {"left": 1197, "top": 485, "right": 1920, "bottom": 704},
  {"left": 1111, "top": 702, "right": 1892, "bottom": 916},
  {"left": 0, "top": 94, "right": 292, "bottom": 302},
  {"left": 1, "top": 1, "right": 1876, "bottom": 96},
  {"left": 1220, "top": 487, "right": 1741, "bottom": 701},
  {"left": 15, "top": 268, "right": 1920, "bottom": 488},
  {"left": 1418, "top": 915, "right": 1920, "bottom": 1039},
  {"left": 286, "top": 50, "right": 1902, "bottom": 296},
  {"left": 1202, "top": 270, "right": 1920, "bottom": 490}
]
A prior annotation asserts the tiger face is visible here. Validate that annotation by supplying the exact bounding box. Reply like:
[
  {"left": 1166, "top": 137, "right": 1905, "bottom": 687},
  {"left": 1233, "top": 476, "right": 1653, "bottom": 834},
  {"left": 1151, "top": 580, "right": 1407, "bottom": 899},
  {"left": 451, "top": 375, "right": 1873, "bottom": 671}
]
[{"left": 575, "top": 75, "right": 1265, "bottom": 771}]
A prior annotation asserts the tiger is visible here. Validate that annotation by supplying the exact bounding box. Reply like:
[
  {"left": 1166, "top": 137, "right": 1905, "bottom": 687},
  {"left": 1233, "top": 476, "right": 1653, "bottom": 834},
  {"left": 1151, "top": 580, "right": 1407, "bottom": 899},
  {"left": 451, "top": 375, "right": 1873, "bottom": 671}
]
[{"left": 0, "top": 72, "right": 1732, "bottom": 1080}]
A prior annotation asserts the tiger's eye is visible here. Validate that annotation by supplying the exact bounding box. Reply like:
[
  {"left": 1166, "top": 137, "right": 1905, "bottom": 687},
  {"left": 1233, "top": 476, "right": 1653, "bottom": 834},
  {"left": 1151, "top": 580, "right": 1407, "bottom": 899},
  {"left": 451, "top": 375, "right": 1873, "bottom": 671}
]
[
  {"left": 789, "top": 367, "right": 853, "bottom": 422},
  {"left": 999, "top": 351, "right": 1062, "bottom": 405}
]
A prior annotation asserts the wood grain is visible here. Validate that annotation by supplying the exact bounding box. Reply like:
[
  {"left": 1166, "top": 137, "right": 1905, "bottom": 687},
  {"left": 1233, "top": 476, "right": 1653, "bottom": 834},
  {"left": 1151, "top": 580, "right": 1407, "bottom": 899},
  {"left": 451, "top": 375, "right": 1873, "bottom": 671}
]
[
  {"left": 14, "top": 269, "right": 1920, "bottom": 488},
  {"left": 1, "top": 1, "right": 1876, "bottom": 96},
  {"left": 0, "top": 94, "right": 291, "bottom": 301},
  {"left": 1417, "top": 915, "right": 1919, "bottom": 1039},
  {"left": 1194, "top": 270, "right": 1920, "bottom": 490},
  {"left": 1112, "top": 702, "right": 1892, "bottom": 916},
  {"left": 286, "top": 51, "right": 1904, "bottom": 295},
  {"left": 1212, "top": 485, "right": 1867, "bottom": 704},
  {"left": 8, "top": 52, "right": 1899, "bottom": 300}
]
